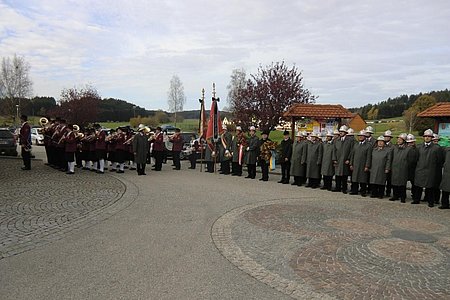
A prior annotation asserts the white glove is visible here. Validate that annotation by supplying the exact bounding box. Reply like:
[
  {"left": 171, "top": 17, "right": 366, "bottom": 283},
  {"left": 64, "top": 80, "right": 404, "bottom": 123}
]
[{"left": 246, "top": 147, "right": 250, "bottom": 151}]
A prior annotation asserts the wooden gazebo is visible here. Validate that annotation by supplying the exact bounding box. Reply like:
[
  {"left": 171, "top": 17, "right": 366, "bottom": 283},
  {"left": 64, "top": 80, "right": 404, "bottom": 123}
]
[
  {"left": 283, "top": 104, "right": 354, "bottom": 140},
  {"left": 417, "top": 102, "right": 450, "bottom": 146}
]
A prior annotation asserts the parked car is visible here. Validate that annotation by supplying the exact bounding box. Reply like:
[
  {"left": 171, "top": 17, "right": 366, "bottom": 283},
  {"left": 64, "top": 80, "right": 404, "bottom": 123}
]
[
  {"left": 164, "top": 132, "right": 198, "bottom": 160},
  {"left": 31, "top": 127, "right": 45, "bottom": 145},
  {"left": 0, "top": 128, "right": 18, "bottom": 156}
]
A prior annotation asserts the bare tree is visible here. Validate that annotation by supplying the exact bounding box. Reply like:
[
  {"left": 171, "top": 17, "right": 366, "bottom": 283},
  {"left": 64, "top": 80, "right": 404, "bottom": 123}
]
[
  {"left": 167, "top": 75, "right": 186, "bottom": 127},
  {"left": 226, "top": 68, "right": 246, "bottom": 112},
  {"left": 0, "top": 54, "right": 33, "bottom": 118}
]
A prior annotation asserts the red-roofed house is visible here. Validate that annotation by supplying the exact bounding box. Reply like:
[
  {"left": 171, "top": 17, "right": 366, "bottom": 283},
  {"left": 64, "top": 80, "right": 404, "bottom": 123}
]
[{"left": 417, "top": 102, "right": 450, "bottom": 146}]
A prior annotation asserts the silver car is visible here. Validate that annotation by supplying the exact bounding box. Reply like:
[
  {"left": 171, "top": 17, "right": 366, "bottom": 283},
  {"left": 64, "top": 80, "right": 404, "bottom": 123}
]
[{"left": 31, "top": 127, "right": 45, "bottom": 145}]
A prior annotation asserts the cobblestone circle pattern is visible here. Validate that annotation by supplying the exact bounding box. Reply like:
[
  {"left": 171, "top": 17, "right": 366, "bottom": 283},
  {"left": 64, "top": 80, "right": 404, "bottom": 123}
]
[
  {"left": 212, "top": 196, "right": 450, "bottom": 299},
  {"left": 0, "top": 159, "right": 137, "bottom": 259}
]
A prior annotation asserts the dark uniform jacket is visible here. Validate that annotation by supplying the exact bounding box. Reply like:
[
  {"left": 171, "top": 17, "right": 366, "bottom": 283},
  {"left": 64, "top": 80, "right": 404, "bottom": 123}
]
[
  {"left": 440, "top": 148, "right": 450, "bottom": 192},
  {"left": 244, "top": 135, "right": 260, "bottom": 165},
  {"left": 332, "top": 135, "right": 354, "bottom": 176},
  {"left": 321, "top": 140, "right": 335, "bottom": 177},
  {"left": 170, "top": 134, "right": 184, "bottom": 152},
  {"left": 219, "top": 131, "right": 233, "bottom": 162},
  {"left": 279, "top": 138, "right": 293, "bottom": 162},
  {"left": 291, "top": 140, "right": 307, "bottom": 177},
  {"left": 306, "top": 141, "right": 323, "bottom": 179},
  {"left": 391, "top": 145, "right": 414, "bottom": 186},
  {"left": 132, "top": 132, "right": 149, "bottom": 164},
  {"left": 19, "top": 122, "right": 31, "bottom": 147},
  {"left": 64, "top": 131, "right": 77, "bottom": 153},
  {"left": 350, "top": 141, "right": 372, "bottom": 183},
  {"left": 415, "top": 142, "right": 444, "bottom": 188},
  {"left": 370, "top": 147, "right": 391, "bottom": 185}
]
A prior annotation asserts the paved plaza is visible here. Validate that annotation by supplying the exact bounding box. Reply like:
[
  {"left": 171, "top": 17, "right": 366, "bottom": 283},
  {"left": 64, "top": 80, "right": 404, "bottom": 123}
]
[{"left": 1, "top": 149, "right": 449, "bottom": 299}]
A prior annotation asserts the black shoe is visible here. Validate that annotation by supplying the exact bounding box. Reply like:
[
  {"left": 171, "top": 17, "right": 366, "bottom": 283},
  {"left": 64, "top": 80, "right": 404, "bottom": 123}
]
[
  {"left": 438, "top": 206, "right": 449, "bottom": 209},
  {"left": 142, "top": 172, "right": 146, "bottom": 175},
  {"left": 349, "top": 192, "right": 358, "bottom": 195},
  {"left": 292, "top": 182, "right": 298, "bottom": 186},
  {"left": 370, "top": 195, "right": 377, "bottom": 198},
  {"left": 332, "top": 189, "right": 341, "bottom": 192},
  {"left": 411, "top": 201, "right": 420, "bottom": 204},
  {"left": 259, "top": 178, "right": 264, "bottom": 181},
  {"left": 400, "top": 198, "right": 406, "bottom": 203},
  {"left": 282, "top": 181, "right": 289, "bottom": 184},
  {"left": 262, "top": 179, "right": 268, "bottom": 181},
  {"left": 97, "top": 170, "right": 104, "bottom": 174},
  {"left": 342, "top": 190, "right": 348, "bottom": 194},
  {"left": 389, "top": 197, "right": 399, "bottom": 201},
  {"left": 21, "top": 167, "right": 31, "bottom": 170},
  {"left": 110, "top": 169, "right": 116, "bottom": 172},
  {"left": 116, "top": 170, "right": 124, "bottom": 173},
  {"left": 428, "top": 203, "right": 434, "bottom": 208},
  {"left": 245, "top": 176, "right": 252, "bottom": 178},
  {"left": 277, "top": 180, "right": 284, "bottom": 183},
  {"left": 361, "top": 193, "right": 367, "bottom": 197},
  {"left": 66, "top": 171, "right": 74, "bottom": 175}
]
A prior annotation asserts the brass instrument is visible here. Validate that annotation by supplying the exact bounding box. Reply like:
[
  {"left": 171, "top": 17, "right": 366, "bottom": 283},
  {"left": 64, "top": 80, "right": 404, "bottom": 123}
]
[
  {"left": 124, "top": 135, "right": 135, "bottom": 145},
  {"left": 38, "top": 117, "right": 50, "bottom": 134}
]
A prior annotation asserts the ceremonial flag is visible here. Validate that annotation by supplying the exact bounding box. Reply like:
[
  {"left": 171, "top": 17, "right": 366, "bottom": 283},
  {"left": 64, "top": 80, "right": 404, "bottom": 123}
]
[
  {"left": 199, "top": 98, "right": 207, "bottom": 139},
  {"left": 206, "top": 98, "right": 223, "bottom": 142}
]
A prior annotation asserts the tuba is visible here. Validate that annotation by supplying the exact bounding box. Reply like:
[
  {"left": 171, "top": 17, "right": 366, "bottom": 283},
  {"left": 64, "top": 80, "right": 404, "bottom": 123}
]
[{"left": 38, "top": 117, "right": 49, "bottom": 134}]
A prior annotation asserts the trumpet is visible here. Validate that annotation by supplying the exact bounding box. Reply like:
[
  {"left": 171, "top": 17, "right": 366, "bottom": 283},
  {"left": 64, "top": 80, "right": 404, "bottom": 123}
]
[{"left": 124, "top": 135, "right": 135, "bottom": 145}]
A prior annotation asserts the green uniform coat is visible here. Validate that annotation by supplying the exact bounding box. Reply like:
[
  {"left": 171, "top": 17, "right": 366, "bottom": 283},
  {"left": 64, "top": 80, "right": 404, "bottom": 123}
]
[
  {"left": 291, "top": 140, "right": 307, "bottom": 177},
  {"left": 370, "top": 147, "right": 392, "bottom": 185},
  {"left": 440, "top": 147, "right": 450, "bottom": 192},
  {"left": 350, "top": 141, "right": 372, "bottom": 183},
  {"left": 132, "top": 132, "right": 149, "bottom": 164},
  {"left": 391, "top": 145, "right": 413, "bottom": 186},
  {"left": 244, "top": 135, "right": 260, "bottom": 165},
  {"left": 306, "top": 141, "right": 323, "bottom": 179},
  {"left": 332, "top": 136, "right": 355, "bottom": 176},
  {"left": 414, "top": 143, "right": 444, "bottom": 188},
  {"left": 219, "top": 131, "right": 233, "bottom": 162},
  {"left": 321, "top": 141, "right": 335, "bottom": 177}
]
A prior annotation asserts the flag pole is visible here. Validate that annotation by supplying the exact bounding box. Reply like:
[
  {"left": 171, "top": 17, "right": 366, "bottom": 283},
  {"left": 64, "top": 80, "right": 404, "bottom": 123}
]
[
  {"left": 199, "top": 88, "right": 205, "bottom": 172},
  {"left": 212, "top": 83, "right": 217, "bottom": 174}
]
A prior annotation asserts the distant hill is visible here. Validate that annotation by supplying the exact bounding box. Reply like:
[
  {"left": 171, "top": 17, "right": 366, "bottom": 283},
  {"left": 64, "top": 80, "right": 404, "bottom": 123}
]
[{"left": 350, "top": 89, "right": 450, "bottom": 119}]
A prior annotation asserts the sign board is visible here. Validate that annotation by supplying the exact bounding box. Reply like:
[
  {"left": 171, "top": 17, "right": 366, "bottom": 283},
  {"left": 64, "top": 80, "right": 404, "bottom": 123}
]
[{"left": 438, "top": 122, "right": 450, "bottom": 147}]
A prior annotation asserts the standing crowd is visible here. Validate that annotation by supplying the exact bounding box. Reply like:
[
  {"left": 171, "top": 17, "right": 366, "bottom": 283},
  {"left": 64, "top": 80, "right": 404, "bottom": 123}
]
[{"left": 17, "top": 115, "right": 450, "bottom": 209}]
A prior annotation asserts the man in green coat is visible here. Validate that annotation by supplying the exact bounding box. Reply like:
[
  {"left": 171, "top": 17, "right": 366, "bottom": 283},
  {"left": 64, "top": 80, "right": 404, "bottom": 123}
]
[
  {"left": 290, "top": 132, "right": 307, "bottom": 186},
  {"left": 245, "top": 126, "right": 259, "bottom": 179},
  {"left": 370, "top": 136, "right": 392, "bottom": 198},
  {"left": 390, "top": 133, "right": 414, "bottom": 203},
  {"left": 332, "top": 125, "right": 354, "bottom": 194},
  {"left": 349, "top": 130, "right": 372, "bottom": 197},
  {"left": 439, "top": 147, "right": 450, "bottom": 209},
  {"left": 321, "top": 131, "right": 335, "bottom": 190},
  {"left": 305, "top": 132, "right": 323, "bottom": 188},
  {"left": 413, "top": 129, "right": 444, "bottom": 207},
  {"left": 132, "top": 125, "right": 150, "bottom": 175},
  {"left": 219, "top": 125, "right": 233, "bottom": 175}
]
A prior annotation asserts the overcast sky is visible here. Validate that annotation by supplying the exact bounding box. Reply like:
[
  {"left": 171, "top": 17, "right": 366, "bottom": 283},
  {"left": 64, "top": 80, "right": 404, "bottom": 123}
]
[{"left": 1, "top": 0, "right": 449, "bottom": 111}]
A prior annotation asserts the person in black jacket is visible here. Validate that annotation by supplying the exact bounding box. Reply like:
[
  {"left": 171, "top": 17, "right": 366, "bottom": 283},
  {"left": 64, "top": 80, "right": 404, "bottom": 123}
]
[{"left": 278, "top": 130, "right": 293, "bottom": 184}]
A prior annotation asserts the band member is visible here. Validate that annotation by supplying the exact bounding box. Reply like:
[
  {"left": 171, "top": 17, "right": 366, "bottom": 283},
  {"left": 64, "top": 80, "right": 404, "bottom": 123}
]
[
  {"left": 19, "top": 114, "right": 31, "bottom": 170},
  {"left": 106, "top": 128, "right": 117, "bottom": 171},
  {"left": 114, "top": 127, "right": 128, "bottom": 173},
  {"left": 278, "top": 130, "right": 292, "bottom": 184},
  {"left": 332, "top": 125, "right": 354, "bottom": 193},
  {"left": 94, "top": 124, "right": 106, "bottom": 174},
  {"left": 432, "top": 134, "right": 445, "bottom": 204},
  {"left": 364, "top": 126, "right": 375, "bottom": 147},
  {"left": 231, "top": 126, "right": 246, "bottom": 176},
  {"left": 152, "top": 126, "right": 164, "bottom": 171},
  {"left": 80, "top": 128, "right": 91, "bottom": 169},
  {"left": 370, "top": 136, "right": 392, "bottom": 199},
  {"left": 133, "top": 124, "right": 149, "bottom": 175},
  {"left": 412, "top": 129, "right": 444, "bottom": 207},
  {"left": 291, "top": 131, "right": 308, "bottom": 186},
  {"left": 170, "top": 128, "right": 184, "bottom": 170},
  {"left": 219, "top": 125, "right": 233, "bottom": 175},
  {"left": 349, "top": 130, "right": 371, "bottom": 196},
  {"left": 439, "top": 146, "right": 450, "bottom": 209},
  {"left": 55, "top": 119, "right": 67, "bottom": 171},
  {"left": 259, "top": 130, "right": 275, "bottom": 181},
  {"left": 245, "top": 126, "right": 259, "bottom": 179},
  {"left": 305, "top": 132, "right": 323, "bottom": 188},
  {"left": 64, "top": 124, "right": 77, "bottom": 174},
  {"left": 390, "top": 133, "right": 413, "bottom": 203},
  {"left": 188, "top": 134, "right": 199, "bottom": 169},
  {"left": 204, "top": 139, "right": 215, "bottom": 173}
]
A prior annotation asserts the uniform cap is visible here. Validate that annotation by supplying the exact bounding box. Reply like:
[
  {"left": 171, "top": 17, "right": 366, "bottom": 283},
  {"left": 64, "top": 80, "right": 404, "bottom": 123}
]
[
  {"left": 236, "top": 126, "right": 242, "bottom": 131},
  {"left": 302, "top": 131, "right": 308, "bottom": 137},
  {"left": 138, "top": 124, "right": 145, "bottom": 131},
  {"left": 357, "top": 130, "right": 366, "bottom": 136},
  {"left": 295, "top": 131, "right": 302, "bottom": 137},
  {"left": 310, "top": 132, "right": 319, "bottom": 138},
  {"left": 249, "top": 126, "right": 256, "bottom": 131},
  {"left": 326, "top": 131, "right": 334, "bottom": 137},
  {"left": 398, "top": 133, "right": 407, "bottom": 140},
  {"left": 423, "top": 129, "right": 434, "bottom": 137},
  {"left": 383, "top": 130, "right": 393, "bottom": 137},
  {"left": 432, "top": 133, "right": 440, "bottom": 140},
  {"left": 406, "top": 134, "right": 416, "bottom": 142},
  {"left": 377, "top": 135, "right": 385, "bottom": 141},
  {"left": 339, "top": 125, "right": 348, "bottom": 132},
  {"left": 365, "top": 126, "right": 374, "bottom": 134},
  {"left": 346, "top": 128, "right": 355, "bottom": 135}
]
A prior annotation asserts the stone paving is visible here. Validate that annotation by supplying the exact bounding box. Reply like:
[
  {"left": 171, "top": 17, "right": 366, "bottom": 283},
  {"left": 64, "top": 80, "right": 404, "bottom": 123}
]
[
  {"left": 212, "top": 196, "right": 450, "bottom": 299},
  {"left": 0, "top": 159, "right": 138, "bottom": 259}
]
